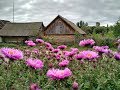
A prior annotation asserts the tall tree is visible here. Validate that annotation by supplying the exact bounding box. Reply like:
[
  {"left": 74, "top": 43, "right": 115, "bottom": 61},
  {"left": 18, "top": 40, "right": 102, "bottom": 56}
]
[{"left": 113, "top": 22, "right": 120, "bottom": 38}]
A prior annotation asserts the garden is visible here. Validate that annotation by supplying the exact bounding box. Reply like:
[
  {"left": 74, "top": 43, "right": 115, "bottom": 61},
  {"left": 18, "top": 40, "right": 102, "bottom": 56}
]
[{"left": 0, "top": 38, "right": 120, "bottom": 90}]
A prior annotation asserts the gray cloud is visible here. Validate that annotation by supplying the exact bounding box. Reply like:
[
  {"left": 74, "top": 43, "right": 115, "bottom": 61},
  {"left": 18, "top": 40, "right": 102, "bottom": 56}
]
[{"left": 0, "top": 0, "right": 120, "bottom": 26}]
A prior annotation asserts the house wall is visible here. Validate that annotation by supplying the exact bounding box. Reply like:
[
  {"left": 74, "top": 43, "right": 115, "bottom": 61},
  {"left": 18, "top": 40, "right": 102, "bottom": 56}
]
[
  {"left": 0, "top": 37, "right": 2, "bottom": 42},
  {"left": 44, "top": 35, "right": 75, "bottom": 43},
  {"left": 45, "top": 18, "right": 75, "bottom": 35},
  {"left": 3, "top": 36, "right": 27, "bottom": 43}
]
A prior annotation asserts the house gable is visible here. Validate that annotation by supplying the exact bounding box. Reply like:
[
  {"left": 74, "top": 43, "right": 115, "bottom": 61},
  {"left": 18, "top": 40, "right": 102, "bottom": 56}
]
[{"left": 45, "top": 16, "right": 75, "bottom": 35}]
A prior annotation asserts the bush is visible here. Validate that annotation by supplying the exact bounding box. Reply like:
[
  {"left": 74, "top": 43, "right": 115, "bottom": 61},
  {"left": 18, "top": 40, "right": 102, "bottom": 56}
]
[
  {"left": 113, "top": 22, "right": 120, "bottom": 38},
  {"left": 92, "top": 34, "right": 115, "bottom": 48}
]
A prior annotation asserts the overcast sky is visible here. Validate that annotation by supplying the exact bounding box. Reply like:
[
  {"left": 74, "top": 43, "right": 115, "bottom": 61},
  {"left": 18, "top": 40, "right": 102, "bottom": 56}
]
[{"left": 0, "top": 0, "right": 120, "bottom": 26}]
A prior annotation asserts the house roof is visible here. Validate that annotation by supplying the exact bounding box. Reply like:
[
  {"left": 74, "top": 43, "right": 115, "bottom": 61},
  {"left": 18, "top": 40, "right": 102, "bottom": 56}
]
[
  {"left": 0, "top": 22, "right": 44, "bottom": 36},
  {"left": 45, "top": 15, "right": 86, "bottom": 34},
  {"left": 0, "top": 20, "right": 10, "bottom": 29}
]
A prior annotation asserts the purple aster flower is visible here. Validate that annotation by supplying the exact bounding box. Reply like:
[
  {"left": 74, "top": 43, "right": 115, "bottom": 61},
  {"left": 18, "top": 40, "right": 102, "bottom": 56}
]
[
  {"left": 64, "top": 51, "right": 75, "bottom": 58},
  {"left": 30, "top": 83, "right": 41, "bottom": 90},
  {"left": 93, "top": 46, "right": 110, "bottom": 54},
  {"left": 72, "top": 81, "right": 79, "bottom": 90},
  {"left": 1, "top": 48, "right": 23, "bottom": 60},
  {"left": 57, "top": 45, "right": 67, "bottom": 50},
  {"left": 59, "top": 60, "right": 69, "bottom": 67},
  {"left": 47, "top": 68, "right": 72, "bottom": 80},
  {"left": 26, "top": 58, "right": 44, "bottom": 69},
  {"left": 52, "top": 49, "right": 60, "bottom": 53},
  {"left": 36, "top": 39, "right": 44, "bottom": 44},
  {"left": 79, "top": 39, "right": 95, "bottom": 47},
  {"left": 76, "top": 50, "right": 99, "bottom": 60},
  {"left": 114, "top": 52, "right": 120, "bottom": 60},
  {"left": 44, "top": 42, "right": 52, "bottom": 48}
]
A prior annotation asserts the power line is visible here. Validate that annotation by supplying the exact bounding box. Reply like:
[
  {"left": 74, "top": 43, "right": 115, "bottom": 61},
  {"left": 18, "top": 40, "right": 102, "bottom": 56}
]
[{"left": 13, "top": 0, "right": 14, "bottom": 22}]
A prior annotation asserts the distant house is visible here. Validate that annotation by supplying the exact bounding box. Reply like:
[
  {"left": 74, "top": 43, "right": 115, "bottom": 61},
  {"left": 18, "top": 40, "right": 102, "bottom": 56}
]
[
  {"left": 0, "top": 22, "right": 44, "bottom": 43},
  {"left": 44, "top": 15, "right": 86, "bottom": 43},
  {"left": 0, "top": 20, "right": 10, "bottom": 30}
]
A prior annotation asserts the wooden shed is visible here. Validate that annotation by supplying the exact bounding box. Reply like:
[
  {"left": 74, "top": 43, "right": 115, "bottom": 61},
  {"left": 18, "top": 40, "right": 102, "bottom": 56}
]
[
  {"left": 0, "top": 22, "right": 44, "bottom": 43},
  {"left": 44, "top": 15, "right": 86, "bottom": 43}
]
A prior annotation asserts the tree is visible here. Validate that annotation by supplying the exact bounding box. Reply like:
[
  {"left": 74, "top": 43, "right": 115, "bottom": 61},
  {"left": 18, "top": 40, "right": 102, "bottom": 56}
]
[
  {"left": 113, "top": 22, "right": 120, "bottom": 38},
  {"left": 76, "top": 20, "right": 88, "bottom": 28},
  {"left": 96, "top": 22, "right": 100, "bottom": 27}
]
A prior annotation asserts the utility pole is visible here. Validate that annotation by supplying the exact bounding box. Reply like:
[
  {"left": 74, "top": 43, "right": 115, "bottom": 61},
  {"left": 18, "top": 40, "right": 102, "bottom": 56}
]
[{"left": 13, "top": 0, "right": 14, "bottom": 22}]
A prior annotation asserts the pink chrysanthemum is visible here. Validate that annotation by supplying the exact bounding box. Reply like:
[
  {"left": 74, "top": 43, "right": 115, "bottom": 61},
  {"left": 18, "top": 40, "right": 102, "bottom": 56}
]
[
  {"left": 1, "top": 47, "right": 23, "bottom": 60},
  {"left": 117, "top": 39, "right": 120, "bottom": 43},
  {"left": 26, "top": 58, "right": 44, "bottom": 69},
  {"left": 64, "top": 51, "right": 75, "bottom": 58},
  {"left": 36, "top": 39, "right": 44, "bottom": 44},
  {"left": 79, "top": 39, "right": 95, "bottom": 47},
  {"left": 57, "top": 45, "right": 67, "bottom": 50},
  {"left": 55, "top": 54, "right": 61, "bottom": 60},
  {"left": 70, "top": 48, "right": 79, "bottom": 53},
  {"left": 25, "top": 40, "right": 36, "bottom": 47},
  {"left": 93, "top": 46, "right": 110, "bottom": 54},
  {"left": 47, "top": 68, "right": 72, "bottom": 80},
  {"left": 27, "top": 42, "right": 36, "bottom": 47},
  {"left": 114, "top": 52, "right": 120, "bottom": 60},
  {"left": 72, "top": 81, "right": 79, "bottom": 90},
  {"left": 30, "top": 83, "right": 41, "bottom": 90},
  {"left": 25, "top": 40, "right": 33, "bottom": 44},
  {"left": 46, "top": 46, "right": 54, "bottom": 51},
  {"left": 59, "top": 60, "right": 69, "bottom": 67},
  {"left": 76, "top": 50, "right": 99, "bottom": 60},
  {"left": 52, "top": 49, "right": 60, "bottom": 53},
  {"left": 32, "top": 49, "right": 39, "bottom": 54}
]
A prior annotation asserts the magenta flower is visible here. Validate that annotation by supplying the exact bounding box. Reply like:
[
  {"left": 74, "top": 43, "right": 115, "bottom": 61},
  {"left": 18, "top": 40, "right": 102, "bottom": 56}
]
[
  {"left": 64, "top": 51, "right": 75, "bottom": 58},
  {"left": 59, "top": 60, "right": 69, "bottom": 67},
  {"left": 72, "top": 81, "right": 79, "bottom": 90},
  {"left": 70, "top": 48, "right": 79, "bottom": 53},
  {"left": 114, "top": 52, "right": 120, "bottom": 60},
  {"left": 52, "top": 49, "right": 60, "bottom": 53},
  {"left": 47, "top": 68, "right": 72, "bottom": 80},
  {"left": 57, "top": 45, "right": 67, "bottom": 50},
  {"left": 30, "top": 83, "right": 41, "bottom": 90},
  {"left": 46, "top": 46, "right": 54, "bottom": 51},
  {"left": 93, "top": 46, "right": 110, "bottom": 54},
  {"left": 36, "top": 39, "right": 44, "bottom": 44},
  {"left": 55, "top": 54, "right": 61, "bottom": 61},
  {"left": 44, "top": 42, "right": 52, "bottom": 48},
  {"left": 27, "top": 42, "right": 36, "bottom": 47},
  {"left": 26, "top": 58, "right": 44, "bottom": 69},
  {"left": 76, "top": 50, "right": 99, "bottom": 60},
  {"left": 117, "top": 39, "right": 120, "bottom": 43},
  {"left": 75, "top": 53, "right": 84, "bottom": 60},
  {"left": 1, "top": 48, "right": 23, "bottom": 60},
  {"left": 25, "top": 40, "right": 33, "bottom": 44},
  {"left": 25, "top": 40, "right": 36, "bottom": 47},
  {"left": 32, "top": 48, "right": 39, "bottom": 54},
  {"left": 79, "top": 39, "right": 95, "bottom": 47}
]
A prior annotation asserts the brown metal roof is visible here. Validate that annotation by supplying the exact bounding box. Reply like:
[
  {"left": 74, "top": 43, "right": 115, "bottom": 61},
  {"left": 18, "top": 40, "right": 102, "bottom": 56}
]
[{"left": 0, "top": 22, "right": 44, "bottom": 36}]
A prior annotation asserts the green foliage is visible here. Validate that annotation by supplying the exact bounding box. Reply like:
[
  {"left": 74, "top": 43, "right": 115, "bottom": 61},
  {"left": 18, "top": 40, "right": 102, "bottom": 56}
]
[
  {"left": 81, "top": 26, "right": 93, "bottom": 34},
  {"left": 76, "top": 20, "right": 88, "bottom": 28},
  {"left": 93, "top": 26, "right": 109, "bottom": 35},
  {"left": 113, "top": 22, "right": 120, "bottom": 38},
  {"left": 92, "top": 34, "right": 115, "bottom": 48},
  {"left": 96, "top": 22, "right": 100, "bottom": 27},
  {"left": 0, "top": 43, "right": 18, "bottom": 48}
]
